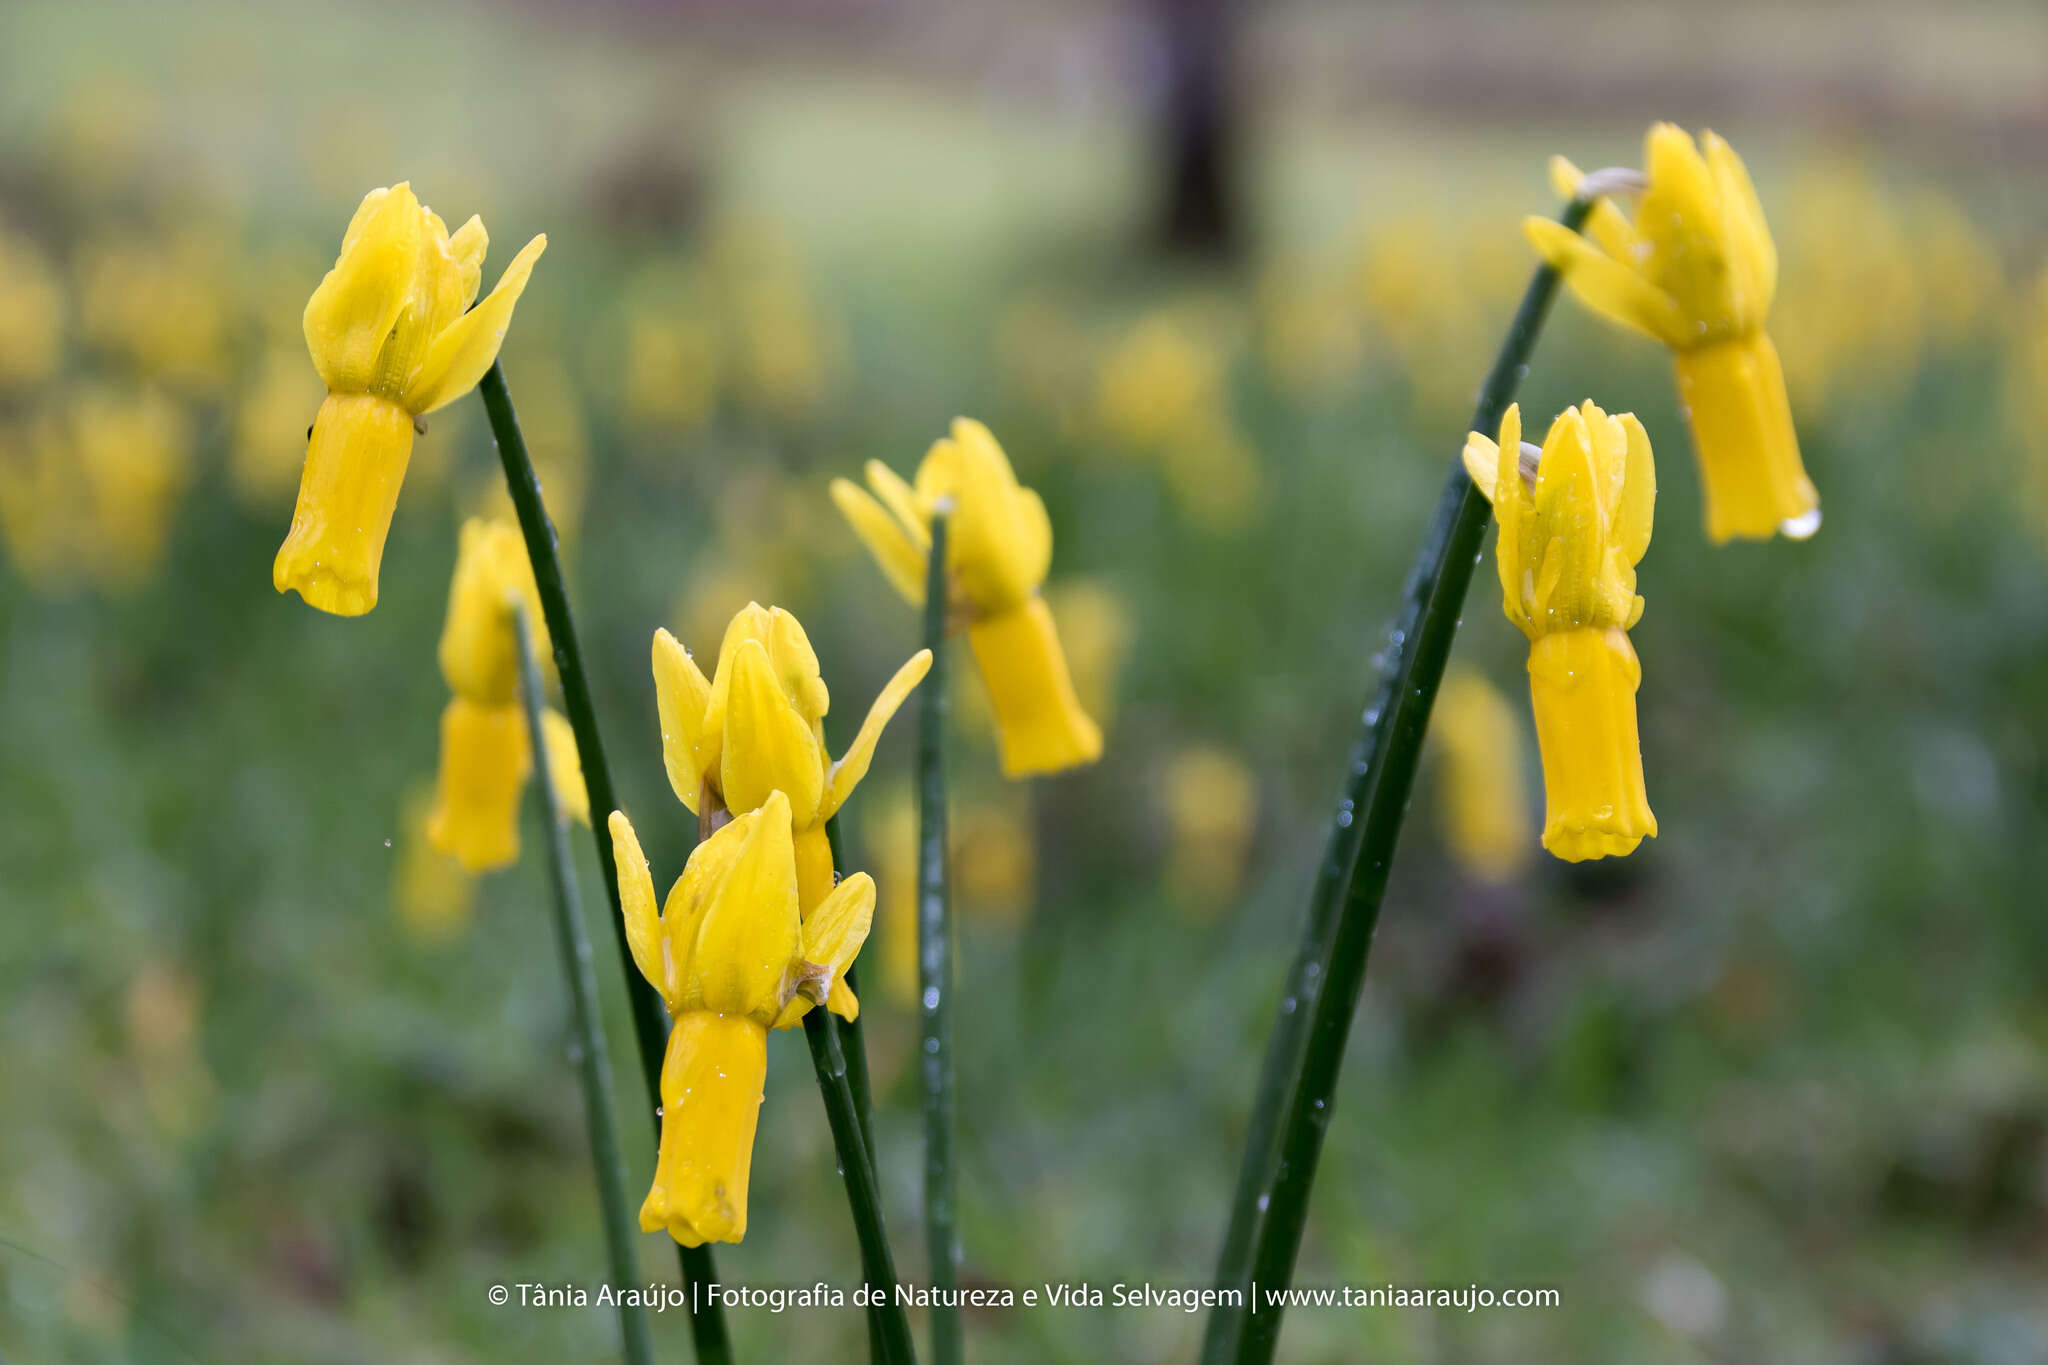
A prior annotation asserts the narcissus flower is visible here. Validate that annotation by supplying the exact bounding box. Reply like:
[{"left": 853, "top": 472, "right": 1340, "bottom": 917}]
[
  {"left": 275, "top": 184, "right": 545, "bottom": 615},
  {"left": 609, "top": 791, "right": 875, "bottom": 1245},
  {"left": 425, "top": 519, "right": 585, "bottom": 871},
  {"left": 1432, "top": 671, "right": 1533, "bottom": 884},
  {"left": 649, "top": 602, "right": 926, "bottom": 1019},
  {"left": 831, "top": 418, "right": 1104, "bottom": 777},
  {"left": 1463, "top": 402, "right": 1657, "bottom": 862},
  {"left": 1528, "top": 126, "right": 1818, "bottom": 544}
]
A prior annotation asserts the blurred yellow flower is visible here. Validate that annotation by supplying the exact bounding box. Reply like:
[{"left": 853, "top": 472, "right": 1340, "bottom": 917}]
[
  {"left": 1431, "top": 672, "right": 1533, "bottom": 884},
  {"left": 394, "top": 785, "right": 477, "bottom": 943},
  {"left": 1356, "top": 210, "right": 1524, "bottom": 419},
  {"left": 425, "top": 519, "right": 584, "bottom": 872},
  {"left": 1094, "top": 311, "right": 1228, "bottom": 452},
  {"left": 232, "top": 346, "right": 326, "bottom": 504},
  {"left": 1530, "top": 127, "right": 1818, "bottom": 543},
  {"left": 608, "top": 791, "right": 874, "bottom": 1245},
  {"left": 649, "top": 604, "right": 928, "bottom": 1003},
  {"left": 1464, "top": 402, "right": 1657, "bottom": 862},
  {"left": 955, "top": 794, "right": 1036, "bottom": 925},
  {"left": 1092, "top": 307, "right": 1262, "bottom": 533},
  {"left": 707, "top": 212, "right": 842, "bottom": 420},
  {"left": 832, "top": 418, "right": 1104, "bottom": 777},
  {"left": 275, "top": 183, "right": 545, "bottom": 616},
  {"left": 0, "top": 225, "right": 64, "bottom": 391},
  {"left": 1161, "top": 745, "right": 1258, "bottom": 915},
  {"left": 622, "top": 310, "right": 721, "bottom": 437},
  {"left": 1256, "top": 255, "right": 1365, "bottom": 400},
  {"left": 867, "top": 785, "right": 921, "bottom": 1005},
  {"left": 77, "top": 228, "right": 233, "bottom": 395},
  {"left": 1770, "top": 160, "right": 1925, "bottom": 414},
  {"left": 0, "top": 388, "right": 191, "bottom": 593}
]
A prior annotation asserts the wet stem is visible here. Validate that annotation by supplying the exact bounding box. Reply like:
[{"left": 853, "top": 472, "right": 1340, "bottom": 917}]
[
  {"left": 479, "top": 362, "right": 732, "bottom": 1363},
  {"left": 917, "top": 511, "right": 961, "bottom": 1365},
  {"left": 803, "top": 1006, "right": 921, "bottom": 1363},
  {"left": 1201, "top": 198, "right": 1596, "bottom": 1365}
]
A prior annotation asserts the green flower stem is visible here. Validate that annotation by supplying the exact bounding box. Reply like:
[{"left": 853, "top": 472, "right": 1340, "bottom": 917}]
[
  {"left": 804, "top": 1008, "right": 921, "bottom": 1364},
  {"left": 823, "top": 817, "right": 876, "bottom": 1162},
  {"left": 479, "top": 363, "right": 731, "bottom": 1364},
  {"left": 916, "top": 512, "right": 960, "bottom": 1365},
  {"left": 1205, "top": 198, "right": 1595, "bottom": 1365},
  {"left": 511, "top": 603, "right": 654, "bottom": 1365},
  {"left": 823, "top": 815, "right": 885, "bottom": 1363}
]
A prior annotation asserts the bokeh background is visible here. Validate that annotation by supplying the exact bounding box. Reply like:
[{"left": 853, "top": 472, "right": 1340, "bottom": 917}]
[{"left": 4, "top": 1, "right": 2048, "bottom": 1361}]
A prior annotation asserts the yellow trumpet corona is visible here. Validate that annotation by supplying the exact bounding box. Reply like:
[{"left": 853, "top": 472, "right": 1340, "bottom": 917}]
[
  {"left": 425, "top": 519, "right": 583, "bottom": 872},
  {"left": 609, "top": 792, "right": 874, "bottom": 1246},
  {"left": 275, "top": 184, "right": 545, "bottom": 615},
  {"left": 831, "top": 417, "right": 1104, "bottom": 777},
  {"left": 1463, "top": 402, "right": 1657, "bottom": 862},
  {"left": 1527, "top": 125, "right": 1818, "bottom": 544}
]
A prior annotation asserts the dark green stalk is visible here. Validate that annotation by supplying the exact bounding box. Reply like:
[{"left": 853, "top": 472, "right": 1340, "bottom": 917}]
[
  {"left": 823, "top": 814, "right": 885, "bottom": 1363},
  {"left": 479, "top": 363, "right": 731, "bottom": 1363},
  {"left": 805, "top": 1008, "right": 920, "bottom": 1364},
  {"left": 915, "top": 513, "right": 959, "bottom": 1365},
  {"left": 1205, "top": 198, "right": 1594, "bottom": 1365},
  {"left": 823, "top": 817, "right": 876, "bottom": 1163},
  {"left": 512, "top": 604, "right": 654, "bottom": 1365}
]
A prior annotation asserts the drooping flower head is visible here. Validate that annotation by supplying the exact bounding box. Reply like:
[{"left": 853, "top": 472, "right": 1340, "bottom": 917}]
[
  {"left": 1463, "top": 402, "right": 1657, "bottom": 862},
  {"left": 609, "top": 792, "right": 875, "bottom": 1245},
  {"left": 275, "top": 184, "right": 545, "bottom": 615},
  {"left": 1527, "top": 126, "right": 1818, "bottom": 544},
  {"left": 425, "top": 518, "right": 584, "bottom": 872},
  {"left": 651, "top": 603, "right": 929, "bottom": 917},
  {"left": 831, "top": 418, "right": 1104, "bottom": 777}
]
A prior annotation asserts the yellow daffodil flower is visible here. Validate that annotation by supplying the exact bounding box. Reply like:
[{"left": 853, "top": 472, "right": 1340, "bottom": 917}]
[
  {"left": 425, "top": 519, "right": 584, "bottom": 871},
  {"left": 1527, "top": 126, "right": 1818, "bottom": 544},
  {"left": 275, "top": 183, "right": 545, "bottom": 615},
  {"left": 608, "top": 791, "right": 875, "bottom": 1246},
  {"left": 831, "top": 418, "right": 1104, "bottom": 777},
  {"left": 1463, "top": 402, "right": 1657, "bottom": 862},
  {"left": 649, "top": 602, "right": 926, "bottom": 1024},
  {"left": 1432, "top": 671, "right": 1533, "bottom": 884}
]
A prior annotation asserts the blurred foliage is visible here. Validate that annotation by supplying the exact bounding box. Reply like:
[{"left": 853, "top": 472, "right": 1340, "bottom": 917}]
[{"left": 4, "top": 2, "right": 2048, "bottom": 1363}]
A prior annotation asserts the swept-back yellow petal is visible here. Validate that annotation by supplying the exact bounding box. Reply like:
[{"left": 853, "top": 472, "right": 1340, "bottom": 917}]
[
  {"left": 652, "top": 628, "right": 712, "bottom": 812},
  {"left": 820, "top": 649, "right": 932, "bottom": 820},
  {"left": 864, "top": 458, "right": 931, "bottom": 551},
  {"left": 831, "top": 478, "right": 928, "bottom": 605},
  {"left": 800, "top": 871, "right": 875, "bottom": 1007},
  {"left": 1614, "top": 413, "right": 1656, "bottom": 567},
  {"left": 1461, "top": 432, "right": 1501, "bottom": 503},
  {"left": 1525, "top": 218, "right": 1687, "bottom": 348},
  {"left": 607, "top": 810, "right": 672, "bottom": 1003},
  {"left": 404, "top": 234, "right": 546, "bottom": 415}
]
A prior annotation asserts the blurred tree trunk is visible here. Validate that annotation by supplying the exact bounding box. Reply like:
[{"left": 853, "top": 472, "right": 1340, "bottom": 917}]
[{"left": 1150, "top": 0, "right": 1242, "bottom": 260}]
